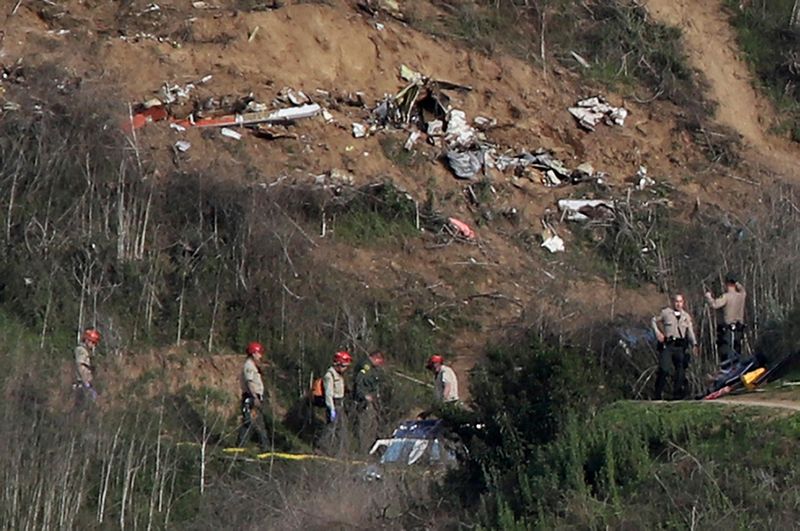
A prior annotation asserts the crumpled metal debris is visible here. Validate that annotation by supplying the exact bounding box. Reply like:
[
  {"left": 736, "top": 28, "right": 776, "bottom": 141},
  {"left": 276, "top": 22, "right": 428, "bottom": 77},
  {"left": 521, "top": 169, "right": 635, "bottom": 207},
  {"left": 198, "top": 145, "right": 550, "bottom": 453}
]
[
  {"left": 352, "top": 123, "right": 367, "bottom": 138},
  {"left": 558, "top": 199, "right": 615, "bottom": 222},
  {"left": 568, "top": 96, "right": 628, "bottom": 131},
  {"left": 446, "top": 150, "right": 484, "bottom": 180},
  {"left": 495, "top": 149, "right": 571, "bottom": 178},
  {"left": 314, "top": 169, "right": 355, "bottom": 187},
  {"left": 276, "top": 87, "right": 311, "bottom": 106},
  {"left": 174, "top": 140, "right": 191, "bottom": 152}
]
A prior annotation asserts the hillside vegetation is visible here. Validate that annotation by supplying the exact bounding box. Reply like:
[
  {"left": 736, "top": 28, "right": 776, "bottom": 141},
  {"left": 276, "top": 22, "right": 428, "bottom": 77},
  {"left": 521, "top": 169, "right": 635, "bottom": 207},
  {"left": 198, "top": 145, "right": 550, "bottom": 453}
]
[{"left": 0, "top": 0, "right": 799, "bottom": 529}]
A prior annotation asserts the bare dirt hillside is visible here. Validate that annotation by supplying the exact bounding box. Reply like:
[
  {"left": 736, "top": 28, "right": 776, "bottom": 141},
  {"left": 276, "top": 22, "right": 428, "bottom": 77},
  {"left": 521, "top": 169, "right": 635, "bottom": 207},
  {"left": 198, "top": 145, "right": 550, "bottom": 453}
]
[{"left": 646, "top": 0, "right": 800, "bottom": 179}]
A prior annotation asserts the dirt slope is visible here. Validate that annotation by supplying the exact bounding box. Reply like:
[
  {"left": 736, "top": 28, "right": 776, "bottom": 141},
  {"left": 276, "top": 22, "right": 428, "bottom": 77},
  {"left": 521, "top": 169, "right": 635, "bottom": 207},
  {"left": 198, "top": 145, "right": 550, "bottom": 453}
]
[{"left": 645, "top": 0, "right": 800, "bottom": 178}]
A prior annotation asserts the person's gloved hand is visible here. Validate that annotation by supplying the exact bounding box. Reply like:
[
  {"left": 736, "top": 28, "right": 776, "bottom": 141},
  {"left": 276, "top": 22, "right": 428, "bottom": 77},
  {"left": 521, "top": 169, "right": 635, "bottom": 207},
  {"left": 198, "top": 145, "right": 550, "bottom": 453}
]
[
  {"left": 84, "top": 382, "right": 98, "bottom": 400},
  {"left": 329, "top": 408, "right": 337, "bottom": 423}
]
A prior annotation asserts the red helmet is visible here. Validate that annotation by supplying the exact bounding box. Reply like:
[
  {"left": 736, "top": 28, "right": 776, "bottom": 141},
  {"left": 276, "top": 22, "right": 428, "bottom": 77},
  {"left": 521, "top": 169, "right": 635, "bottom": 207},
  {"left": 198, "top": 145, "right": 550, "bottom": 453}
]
[
  {"left": 333, "top": 351, "right": 352, "bottom": 366},
  {"left": 246, "top": 341, "right": 264, "bottom": 356},
  {"left": 426, "top": 354, "right": 444, "bottom": 369},
  {"left": 83, "top": 328, "right": 101, "bottom": 345}
]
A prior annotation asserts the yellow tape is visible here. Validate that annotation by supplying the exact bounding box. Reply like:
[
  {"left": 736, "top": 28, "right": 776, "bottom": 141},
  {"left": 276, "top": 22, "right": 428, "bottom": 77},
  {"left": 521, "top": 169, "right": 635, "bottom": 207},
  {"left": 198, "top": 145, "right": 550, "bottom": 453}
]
[
  {"left": 255, "top": 451, "right": 366, "bottom": 465},
  {"left": 222, "top": 447, "right": 248, "bottom": 454}
]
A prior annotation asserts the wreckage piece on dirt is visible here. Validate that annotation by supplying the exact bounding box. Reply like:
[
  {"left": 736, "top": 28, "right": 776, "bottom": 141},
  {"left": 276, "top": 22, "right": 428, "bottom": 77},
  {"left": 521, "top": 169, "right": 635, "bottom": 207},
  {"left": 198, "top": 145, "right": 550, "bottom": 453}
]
[
  {"left": 557, "top": 199, "right": 615, "bottom": 222},
  {"left": 371, "top": 65, "right": 471, "bottom": 130},
  {"left": 448, "top": 217, "right": 476, "bottom": 240},
  {"left": 174, "top": 103, "right": 322, "bottom": 129},
  {"left": 702, "top": 351, "right": 800, "bottom": 401},
  {"left": 369, "top": 419, "right": 458, "bottom": 467},
  {"left": 568, "top": 96, "right": 628, "bottom": 132},
  {"left": 541, "top": 223, "right": 565, "bottom": 253}
]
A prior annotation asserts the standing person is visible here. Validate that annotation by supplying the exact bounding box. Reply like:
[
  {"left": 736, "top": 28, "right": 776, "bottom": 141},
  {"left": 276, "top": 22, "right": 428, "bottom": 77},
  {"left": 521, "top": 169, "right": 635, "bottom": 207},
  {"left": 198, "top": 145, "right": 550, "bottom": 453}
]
[
  {"left": 651, "top": 293, "right": 698, "bottom": 400},
  {"left": 426, "top": 355, "right": 459, "bottom": 404},
  {"left": 353, "top": 351, "right": 385, "bottom": 451},
  {"left": 705, "top": 275, "right": 747, "bottom": 367},
  {"left": 321, "top": 350, "right": 351, "bottom": 452},
  {"left": 74, "top": 328, "right": 100, "bottom": 404},
  {"left": 238, "top": 341, "right": 269, "bottom": 452}
]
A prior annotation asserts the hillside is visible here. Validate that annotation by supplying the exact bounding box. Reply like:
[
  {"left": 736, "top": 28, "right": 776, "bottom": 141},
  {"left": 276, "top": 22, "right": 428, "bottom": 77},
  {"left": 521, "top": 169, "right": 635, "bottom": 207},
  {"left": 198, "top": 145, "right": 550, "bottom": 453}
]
[
  {"left": 1, "top": 0, "right": 800, "bottom": 528},
  {"left": 3, "top": 0, "right": 788, "bottom": 381}
]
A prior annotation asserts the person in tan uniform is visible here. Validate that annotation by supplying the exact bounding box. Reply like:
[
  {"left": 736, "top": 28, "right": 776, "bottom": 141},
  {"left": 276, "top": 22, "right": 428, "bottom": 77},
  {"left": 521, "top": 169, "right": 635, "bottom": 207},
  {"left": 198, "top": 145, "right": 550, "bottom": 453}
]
[
  {"left": 705, "top": 275, "right": 746, "bottom": 367},
  {"left": 651, "top": 294, "right": 697, "bottom": 400},
  {"left": 427, "top": 355, "right": 459, "bottom": 403},
  {"left": 237, "top": 341, "right": 269, "bottom": 451},
  {"left": 74, "top": 328, "right": 100, "bottom": 403},
  {"left": 320, "top": 350, "right": 351, "bottom": 452}
]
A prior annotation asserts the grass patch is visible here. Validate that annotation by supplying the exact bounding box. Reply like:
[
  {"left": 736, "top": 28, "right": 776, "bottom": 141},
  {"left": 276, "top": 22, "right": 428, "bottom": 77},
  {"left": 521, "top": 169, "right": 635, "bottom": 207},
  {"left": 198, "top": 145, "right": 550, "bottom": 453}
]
[
  {"left": 379, "top": 135, "right": 427, "bottom": 168},
  {"left": 412, "top": 1, "right": 701, "bottom": 107},
  {"left": 331, "top": 183, "right": 419, "bottom": 245}
]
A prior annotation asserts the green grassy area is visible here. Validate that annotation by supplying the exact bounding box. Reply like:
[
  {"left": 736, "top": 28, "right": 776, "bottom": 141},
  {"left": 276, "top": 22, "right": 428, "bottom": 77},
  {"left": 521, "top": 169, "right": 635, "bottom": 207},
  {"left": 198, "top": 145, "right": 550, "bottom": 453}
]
[
  {"left": 487, "top": 401, "right": 800, "bottom": 528},
  {"left": 410, "top": 0, "right": 701, "bottom": 108},
  {"left": 726, "top": 0, "right": 800, "bottom": 141}
]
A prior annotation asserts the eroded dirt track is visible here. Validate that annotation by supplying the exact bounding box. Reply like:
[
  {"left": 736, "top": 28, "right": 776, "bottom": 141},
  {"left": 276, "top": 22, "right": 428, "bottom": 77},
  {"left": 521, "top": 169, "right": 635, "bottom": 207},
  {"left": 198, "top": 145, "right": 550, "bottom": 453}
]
[{"left": 646, "top": 0, "right": 800, "bottom": 179}]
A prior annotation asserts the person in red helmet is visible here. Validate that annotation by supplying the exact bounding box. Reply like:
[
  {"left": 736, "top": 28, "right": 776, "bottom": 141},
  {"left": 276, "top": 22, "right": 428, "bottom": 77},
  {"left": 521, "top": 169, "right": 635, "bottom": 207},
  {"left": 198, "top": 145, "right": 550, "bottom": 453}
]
[
  {"left": 426, "top": 354, "right": 459, "bottom": 403},
  {"left": 324, "top": 351, "right": 351, "bottom": 423},
  {"left": 74, "top": 328, "right": 100, "bottom": 404},
  {"left": 320, "top": 350, "right": 351, "bottom": 452},
  {"left": 237, "top": 341, "right": 269, "bottom": 451}
]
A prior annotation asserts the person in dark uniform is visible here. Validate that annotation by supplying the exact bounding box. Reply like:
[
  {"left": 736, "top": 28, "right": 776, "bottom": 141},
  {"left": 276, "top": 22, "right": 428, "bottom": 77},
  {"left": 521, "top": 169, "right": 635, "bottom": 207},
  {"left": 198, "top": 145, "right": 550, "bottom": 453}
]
[{"left": 651, "top": 293, "right": 698, "bottom": 399}]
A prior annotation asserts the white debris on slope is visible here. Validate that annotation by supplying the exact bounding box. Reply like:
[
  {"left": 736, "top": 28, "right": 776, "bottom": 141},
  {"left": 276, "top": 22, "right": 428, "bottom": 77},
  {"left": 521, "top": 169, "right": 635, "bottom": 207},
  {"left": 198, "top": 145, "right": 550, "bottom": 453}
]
[{"left": 568, "top": 96, "right": 628, "bottom": 131}]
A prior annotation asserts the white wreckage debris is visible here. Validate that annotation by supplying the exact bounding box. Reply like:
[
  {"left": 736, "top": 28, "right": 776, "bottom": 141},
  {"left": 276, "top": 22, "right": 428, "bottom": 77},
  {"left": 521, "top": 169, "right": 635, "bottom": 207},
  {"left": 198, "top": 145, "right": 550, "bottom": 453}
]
[
  {"left": 634, "top": 166, "right": 655, "bottom": 190},
  {"left": 557, "top": 199, "right": 615, "bottom": 222},
  {"left": 447, "top": 148, "right": 486, "bottom": 180},
  {"left": 568, "top": 96, "right": 628, "bottom": 132},
  {"left": 174, "top": 140, "right": 191, "bottom": 152},
  {"left": 221, "top": 127, "right": 242, "bottom": 140},
  {"left": 352, "top": 122, "right": 368, "bottom": 138},
  {"left": 541, "top": 224, "right": 565, "bottom": 253}
]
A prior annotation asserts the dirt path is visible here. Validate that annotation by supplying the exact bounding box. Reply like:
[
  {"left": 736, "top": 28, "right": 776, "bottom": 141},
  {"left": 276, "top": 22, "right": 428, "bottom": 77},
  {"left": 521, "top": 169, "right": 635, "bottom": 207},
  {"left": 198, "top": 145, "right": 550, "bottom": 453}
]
[
  {"left": 710, "top": 397, "right": 800, "bottom": 412},
  {"left": 645, "top": 0, "right": 800, "bottom": 177}
]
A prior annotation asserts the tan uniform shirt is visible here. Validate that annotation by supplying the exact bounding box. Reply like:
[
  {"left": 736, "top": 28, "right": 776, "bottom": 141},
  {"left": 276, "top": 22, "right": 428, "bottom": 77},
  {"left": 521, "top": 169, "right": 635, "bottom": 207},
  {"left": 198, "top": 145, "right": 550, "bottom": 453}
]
[
  {"left": 651, "top": 308, "right": 697, "bottom": 346},
  {"left": 323, "top": 366, "right": 345, "bottom": 411},
  {"left": 435, "top": 365, "right": 459, "bottom": 403},
  {"left": 74, "top": 344, "right": 93, "bottom": 385},
  {"left": 240, "top": 357, "right": 264, "bottom": 398},
  {"left": 706, "top": 287, "right": 746, "bottom": 324}
]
